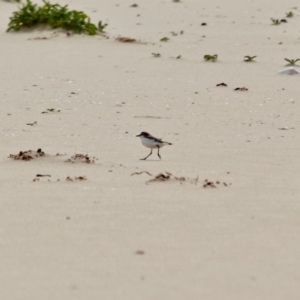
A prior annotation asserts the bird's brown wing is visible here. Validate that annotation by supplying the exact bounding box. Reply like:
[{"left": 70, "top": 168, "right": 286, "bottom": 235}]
[{"left": 148, "top": 135, "right": 163, "bottom": 143}]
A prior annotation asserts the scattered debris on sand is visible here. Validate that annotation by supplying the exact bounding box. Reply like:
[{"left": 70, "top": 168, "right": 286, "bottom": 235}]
[
  {"left": 65, "top": 154, "right": 96, "bottom": 164},
  {"left": 278, "top": 127, "right": 294, "bottom": 130},
  {"left": 132, "top": 171, "right": 231, "bottom": 187},
  {"left": 203, "top": 179, "right": 231, "bottom": 188},
  {"left": 42, "top": 108, "right": 61, "bottom": 114},
  {"left": 234, "top": 87, "right": 248, "bottom": 91},
  {"left": 132, "top": 171, "right": 198, "bottom": 184},
  {"left": 56, "top": 153, "right": 67, "bottom": 156},
  {"left": 131, "top": 171, "right": 153, "bottom": 176},
  {"left": 147, "top": 172, "right": 194, "bottom": 183},
  {"left": 9, "top": 150, "right": 98, "bottom": 165},
  {"left": 33, "top": 175, "right": 87, "bottom": 182},
  {"left": 28, "top": 32, "right": 59, "bottom": 41},
  {"left": 114, "top": 36, "right": 149, "bottom": 44},
  {"left": 26, "top": 121, "right": 37, "bottom": 126},
  {"left": 8, "top": 148, "right": 45, "bottom": 161},
  {"left": 115, "top": 36, "right": 136, "bottom": 43},
  {"left": 216, "top": 82, "right": 227, "bottom": 87},
  {"left": 66, "top": 176, "right": 87, "bottom": 181},
  {"left": 33, "top": 172, "right": 51, "bottom": 182}
]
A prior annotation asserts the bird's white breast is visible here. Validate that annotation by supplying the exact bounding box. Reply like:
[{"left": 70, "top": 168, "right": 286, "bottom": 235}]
[{"left": 140, "top": 137, "right": 164, "bottom": 149}]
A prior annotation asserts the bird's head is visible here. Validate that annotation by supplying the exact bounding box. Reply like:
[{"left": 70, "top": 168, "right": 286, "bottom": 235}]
[{"left": 136, "top": 132, "right": 150, "bottom": 137}]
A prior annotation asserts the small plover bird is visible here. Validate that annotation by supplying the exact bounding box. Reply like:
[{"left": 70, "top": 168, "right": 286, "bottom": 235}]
[{"left": 136, "top": 132, "right": 172, "bottom": 160}]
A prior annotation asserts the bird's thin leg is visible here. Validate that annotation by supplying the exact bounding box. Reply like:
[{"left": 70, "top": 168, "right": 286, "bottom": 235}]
[
  {"left": 157, "top": 146, "right": 161, "bottom": 159},
  {"left": 140, "top": 149, "right": 152, "bottom": 160}
]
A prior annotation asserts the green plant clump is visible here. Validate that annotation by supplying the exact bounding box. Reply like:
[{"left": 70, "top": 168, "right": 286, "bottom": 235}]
[
  {"left": 284, "top": 58, "right": 300, "bottom": 66},
  {"left": 204, "top": 54, "right": 218, "bottom": 62},
  {"left": 244, "top": 55, "right": 257, "bottom": 62},
  {"left": 286, "top": 11, "right": 294, "bottom": 18},
  {"left": 271, "top": 18, "right": 281, "bottom": 25},
  {"left": 7, "top": 0, "right": 107, "bottom": 35},
  {"left": 152, "top": 53, "right": 161, "bottom": 57},
  {"left": 160, "top": 37, "right": 170, "bottom": 42}
]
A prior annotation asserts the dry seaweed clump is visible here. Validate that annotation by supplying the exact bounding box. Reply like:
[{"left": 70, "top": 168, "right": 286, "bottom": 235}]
[
  {"left": 65, "top": 153, "right": 96, "bottom": 164},
  {"left": 216, "top": 82, "right": 227, "bottom": 87},
  {"left": 203, "top": 179, "right": 231, "bottom": 188},
  {"left": 148, "top": 172, "right": 186, "bottom": 183},
  {"left": 234, "top": 87, "right": 248, "bottom": 91},
  {"left": 131, "top": 171, "right": 198, "bottom": 184},
  {"left": 8, "top": 148, "right": 45, "bottom": 161},
  {"left": 33, "top": 175, "right": 86, "bottom": 182},
  {"left": 131, "top": 171, "right": 232, "bottom": 188},
  {"left": 115, "top": 36, "right": 136, "bottom": 43},
  {"left": 66, "top": 176, "right": 87, "bottom": 181}
]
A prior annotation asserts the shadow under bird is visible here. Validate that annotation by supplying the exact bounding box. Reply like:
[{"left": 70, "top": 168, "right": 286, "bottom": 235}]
[{"left": 136, "top": 132, "right": 172, "bottom": 160}]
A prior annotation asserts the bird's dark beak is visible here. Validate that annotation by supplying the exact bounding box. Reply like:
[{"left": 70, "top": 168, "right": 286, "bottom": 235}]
[{"left": 136, "top": 134, "right": 141, "bottom": 137}]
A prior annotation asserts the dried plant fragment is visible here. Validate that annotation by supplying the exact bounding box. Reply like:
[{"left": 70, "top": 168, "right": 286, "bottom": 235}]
[
  {"left": 56, "top": 153, "right": 66, "bottom": 156},
  {"left": 234, "top": 87, "right": 248, "bottom": 91},
  {"left": 8, "top": 148, "right": 45, "bottom": 161},
  {"left": 149, "top": 173, "right": 170, "bottom": 182},
  {"left": 116, "top": 36, "right": 136, "bottom": 43},
  {"left": 66, "top": 176, "right": 87, "bottom": 181},
  {"left": 152, "top": 53, "right": 161, "bottom": 57},
  {"left": 75, "top": 176, "right": 87, "bottom": 181},
  {"left": 203, "top": 179, "right": 231, "bottom": 188},
  {"left": 131, "top": 171, "right": 152, "bottom": 176},
  {"left": 26, "top": 121, "right": 37, "bottom": 126},
  {"left": 42, "top": 108, "right": 60, "bottom": 114},
  {"left": 133, "top": 171, "right": 201, "bottom": 185},
  {"left": 65, "top": 153, "right": 96, "bottom": 164},
  {"left": 203, "top": 181, "right": 217, "bottom": 188},
  {"left": 216, "top": 82, "right": 227, "bottom": 87}
]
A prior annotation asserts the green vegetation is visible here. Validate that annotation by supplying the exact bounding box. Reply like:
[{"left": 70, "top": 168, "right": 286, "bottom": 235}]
[
  {"left": 204, "top": 54, "right": 218, "bottom": 62},
  {"left": 284, "top": 58, "right": 300, "bottom": 66},
  {"left": 271, "top": 18, "right": 281, "bottom": 25},
  {"left": 171, "top": 30, "right": 184, "bottom": 36},
  {"left": 244, "top": 55, "right": 257, "bottom": 62},
  {"left": 286, "top": 11, "right": 294, "bottom": 18},
  {"left": 160, "top": 37, "right": 170, "bottom": 42},
  {"left": 152, "top": 53, "right": 161, "bottom": 57},
  {"left": 7, "top": 0, "right": 107, "bottom": 35}
]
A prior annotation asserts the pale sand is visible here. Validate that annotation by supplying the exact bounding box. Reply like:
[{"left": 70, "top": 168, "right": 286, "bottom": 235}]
[{"left": 1, "top": 0, "right": 300, "bottom": 299}]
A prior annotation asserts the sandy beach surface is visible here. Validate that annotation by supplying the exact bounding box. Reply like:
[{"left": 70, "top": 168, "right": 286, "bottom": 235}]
[{"left": 1, "top": 0, "right": 300, "bottom": 299}]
